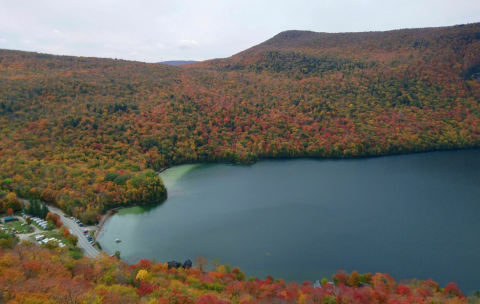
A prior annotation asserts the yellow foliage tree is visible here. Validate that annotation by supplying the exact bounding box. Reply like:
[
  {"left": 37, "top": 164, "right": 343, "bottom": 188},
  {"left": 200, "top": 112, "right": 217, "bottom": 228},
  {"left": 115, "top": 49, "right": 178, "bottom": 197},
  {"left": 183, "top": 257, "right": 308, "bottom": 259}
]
[
  {"left": 348, "top": 270, "right": 360, "bottom": 287},
  {"left": 136, "top": 269, "right": 148, "bottom": 282}
]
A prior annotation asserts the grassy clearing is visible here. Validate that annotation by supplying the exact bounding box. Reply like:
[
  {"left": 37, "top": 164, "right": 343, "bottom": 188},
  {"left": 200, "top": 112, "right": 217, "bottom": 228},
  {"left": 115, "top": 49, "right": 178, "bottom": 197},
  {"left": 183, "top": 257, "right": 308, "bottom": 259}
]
[
  {"left": 68, "top": 247, "right": 84, "bottom": 259},
  {"left": 0, "top": 216, "right": 34, "bottom": 234},
  {"left": 29, "top": 231, "right": 66, "bottom": 244},
  {"left": 29, "top": 231, "right": 84, "bottom": 259},
  {"left": 4, "top": 221, "right": 34, "bottom": 234}
]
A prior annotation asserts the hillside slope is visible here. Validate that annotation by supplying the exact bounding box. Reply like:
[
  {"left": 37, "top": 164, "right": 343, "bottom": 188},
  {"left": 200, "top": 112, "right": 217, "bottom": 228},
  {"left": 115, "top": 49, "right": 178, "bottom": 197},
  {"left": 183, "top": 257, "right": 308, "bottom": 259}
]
[
  {"left": 195, "top": 23, "right": 480, "bottom": 77},
  {"left": 1, "top": 23, "right": 480, "bottom": 222}
]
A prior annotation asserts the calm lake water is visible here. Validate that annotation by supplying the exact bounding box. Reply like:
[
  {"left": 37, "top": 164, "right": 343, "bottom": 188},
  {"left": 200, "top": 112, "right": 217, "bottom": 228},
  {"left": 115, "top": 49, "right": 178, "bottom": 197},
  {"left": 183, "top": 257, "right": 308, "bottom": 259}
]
[{"left": 98, "top": 149, "right": 480, "bottom": 293}]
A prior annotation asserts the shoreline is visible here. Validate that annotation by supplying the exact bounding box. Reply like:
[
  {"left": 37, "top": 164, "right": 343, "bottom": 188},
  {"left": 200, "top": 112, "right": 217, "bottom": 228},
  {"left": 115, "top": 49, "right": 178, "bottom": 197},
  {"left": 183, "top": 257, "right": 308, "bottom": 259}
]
[
  {"left": 95, "top": 195, "right": 167, "bottom": 240},
  {"left": 94, "top": 167, "right": 173, "bottom": 240},
  {"left": 96, "top": 146, "right": 480, "bottom": 242},
  {"left": 25, "top": 146, "right": 480, "bottom": 255},
  {"left": 94, "top": 166, "right": 177, "bottom": 245}
]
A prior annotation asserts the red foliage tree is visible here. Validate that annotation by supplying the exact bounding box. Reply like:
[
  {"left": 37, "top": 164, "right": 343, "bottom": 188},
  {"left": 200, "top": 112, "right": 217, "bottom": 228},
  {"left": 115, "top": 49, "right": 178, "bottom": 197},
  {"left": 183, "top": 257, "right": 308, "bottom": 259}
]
[
  {"left": 22, "top": 261, "right": 41, "bottom": 279},
  {"left": 444, "top": 282, "right": 465, "bottom": 298},
  {"left": 333, "top": 270, "right": 350, "bottom": 286},
  {"left": 46, "top": 212, "right": 60, "bottom": 225},
  {"left": 136, "top": 259, "right": 153, "bottom": 270},
  {"left": 396, "top": 285, "right": 411, "bottom": 296},
  {"left": 137, "top": 282, "right": 155, "bottom": 296},
  {"left": 63, "top": 229, "right": 71, "bottom": 237}
]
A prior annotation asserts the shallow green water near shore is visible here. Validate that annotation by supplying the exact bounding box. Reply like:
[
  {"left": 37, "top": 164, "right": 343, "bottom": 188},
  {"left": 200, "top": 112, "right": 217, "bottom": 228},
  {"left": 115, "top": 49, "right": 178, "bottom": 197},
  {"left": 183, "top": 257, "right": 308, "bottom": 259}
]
[{"left": 99, "top": 149, "right": 480, "bottom": 293}]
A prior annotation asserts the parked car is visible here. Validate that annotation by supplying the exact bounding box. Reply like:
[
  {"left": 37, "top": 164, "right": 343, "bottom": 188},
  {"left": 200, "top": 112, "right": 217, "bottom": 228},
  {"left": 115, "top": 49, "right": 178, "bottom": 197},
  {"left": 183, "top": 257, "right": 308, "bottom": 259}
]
[{"left": 92, "top": 243, "right": 96, "bottom": 247}]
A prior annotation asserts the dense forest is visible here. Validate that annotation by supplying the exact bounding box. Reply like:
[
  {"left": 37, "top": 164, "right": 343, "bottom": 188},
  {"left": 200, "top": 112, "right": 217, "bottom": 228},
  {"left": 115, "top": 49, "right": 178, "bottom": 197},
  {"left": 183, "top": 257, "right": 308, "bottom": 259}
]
[
  {"left": 0, "top": 240, "right": 474, "bottom": 303},
  {"left": 1, "top": 23, "right": 480, "bottom": 222}
]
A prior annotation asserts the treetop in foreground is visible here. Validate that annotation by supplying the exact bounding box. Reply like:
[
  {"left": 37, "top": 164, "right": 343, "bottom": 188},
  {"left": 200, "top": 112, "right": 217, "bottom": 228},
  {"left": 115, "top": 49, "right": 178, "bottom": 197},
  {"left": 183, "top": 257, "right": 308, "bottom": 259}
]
[{"left": 0, "top": 242, "right": 474, "bottom": 303}]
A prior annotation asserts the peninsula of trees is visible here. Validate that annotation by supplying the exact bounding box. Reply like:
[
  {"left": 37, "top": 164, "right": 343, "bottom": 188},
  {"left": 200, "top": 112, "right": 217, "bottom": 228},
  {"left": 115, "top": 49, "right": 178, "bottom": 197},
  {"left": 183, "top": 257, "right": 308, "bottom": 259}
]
[{"left": 1, "top": 23, "right": 479, "bottom": 223}]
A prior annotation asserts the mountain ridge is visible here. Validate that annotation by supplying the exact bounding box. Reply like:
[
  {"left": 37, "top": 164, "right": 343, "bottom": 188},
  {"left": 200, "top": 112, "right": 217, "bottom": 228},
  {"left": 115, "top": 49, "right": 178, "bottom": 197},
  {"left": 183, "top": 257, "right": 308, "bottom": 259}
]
[{"left": 193, "top": 22, "right": 480, "bottom": 71}]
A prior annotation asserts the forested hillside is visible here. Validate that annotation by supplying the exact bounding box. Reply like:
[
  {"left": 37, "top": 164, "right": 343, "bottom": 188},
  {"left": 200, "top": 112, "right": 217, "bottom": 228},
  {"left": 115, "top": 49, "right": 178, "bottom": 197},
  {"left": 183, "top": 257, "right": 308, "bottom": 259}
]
[
  {"left": 0, "top": 241, "right": 472, "bottom": 303},
  {"left": 1, "top": 23, "right": 480, "bottom": 221}
]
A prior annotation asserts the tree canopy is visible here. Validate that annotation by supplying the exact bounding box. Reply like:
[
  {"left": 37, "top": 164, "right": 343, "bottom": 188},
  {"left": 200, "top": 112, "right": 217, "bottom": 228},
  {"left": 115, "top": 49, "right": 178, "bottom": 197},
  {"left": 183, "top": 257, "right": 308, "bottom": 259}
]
[{"left": 1, "top": 23, "right": 479, "bottom": 221}]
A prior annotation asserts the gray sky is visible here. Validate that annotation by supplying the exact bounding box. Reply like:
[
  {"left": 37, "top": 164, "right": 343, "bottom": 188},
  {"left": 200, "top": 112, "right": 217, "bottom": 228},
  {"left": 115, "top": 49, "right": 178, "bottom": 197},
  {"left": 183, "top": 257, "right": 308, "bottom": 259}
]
[{"left": 0, "top": 0, "right": 479, "bottom": 62}]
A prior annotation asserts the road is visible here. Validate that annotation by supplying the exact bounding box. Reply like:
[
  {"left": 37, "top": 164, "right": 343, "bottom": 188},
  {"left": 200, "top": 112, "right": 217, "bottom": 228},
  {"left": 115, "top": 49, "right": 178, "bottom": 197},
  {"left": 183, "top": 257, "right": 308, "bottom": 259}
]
[
  {"left": 18, "top": 199, "right": 101, "bottom": 258},
  {"left": 46, "top": 205, "right": 100, "bottom": 258}
]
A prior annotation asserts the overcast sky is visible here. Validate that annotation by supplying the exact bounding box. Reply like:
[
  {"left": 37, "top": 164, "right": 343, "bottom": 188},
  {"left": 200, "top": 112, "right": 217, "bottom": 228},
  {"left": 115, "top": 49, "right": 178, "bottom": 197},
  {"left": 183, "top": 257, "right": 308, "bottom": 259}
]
[{"left": 0, "top": 0, "right": 479, "bottom": 63}]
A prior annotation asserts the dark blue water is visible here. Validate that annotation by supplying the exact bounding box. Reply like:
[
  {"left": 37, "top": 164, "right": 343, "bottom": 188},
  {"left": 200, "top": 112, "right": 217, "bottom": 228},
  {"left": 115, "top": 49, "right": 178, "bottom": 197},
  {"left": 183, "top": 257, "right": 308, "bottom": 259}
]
[{"left": 98, "top": 149, "right": 480, "bottom": 293}]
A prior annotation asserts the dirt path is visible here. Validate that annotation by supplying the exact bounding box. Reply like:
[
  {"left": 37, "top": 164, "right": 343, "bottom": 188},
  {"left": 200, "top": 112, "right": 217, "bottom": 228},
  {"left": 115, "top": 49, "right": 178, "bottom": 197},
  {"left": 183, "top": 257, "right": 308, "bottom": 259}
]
[{"left": 8, "top": 216, "right": 41, "bottom": 242}]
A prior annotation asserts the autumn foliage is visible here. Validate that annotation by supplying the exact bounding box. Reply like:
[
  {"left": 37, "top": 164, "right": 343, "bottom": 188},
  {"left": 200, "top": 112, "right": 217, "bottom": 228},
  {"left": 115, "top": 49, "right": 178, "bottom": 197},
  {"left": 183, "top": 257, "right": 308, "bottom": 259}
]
[
  {"left": 63, "top": 228, "right": 71, "bottom": 237},
  {"left": 0, "top": 242, "right": 473, "bottom": 303},
  {"left": 0, "top": 192, "right": 22, "bottom": 214},
  {"left": 1, "top": 23, "right": 480, "bottom": 222}
]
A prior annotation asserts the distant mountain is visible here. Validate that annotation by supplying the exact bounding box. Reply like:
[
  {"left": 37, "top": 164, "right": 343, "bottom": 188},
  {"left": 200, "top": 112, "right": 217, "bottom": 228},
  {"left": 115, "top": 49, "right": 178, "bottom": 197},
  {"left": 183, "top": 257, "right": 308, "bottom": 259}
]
[
  {"left": 193, "top": 24, "right": 480, "bottom": 80},
  {"left": 158, "top": 60, "right": 198, "bottom": 66}
]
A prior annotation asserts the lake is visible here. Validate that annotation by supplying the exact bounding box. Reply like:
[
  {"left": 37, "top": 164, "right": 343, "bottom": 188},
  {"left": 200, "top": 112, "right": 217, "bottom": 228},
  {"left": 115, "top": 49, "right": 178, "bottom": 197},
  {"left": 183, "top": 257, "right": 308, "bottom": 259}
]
[{"left": 98, "top": 149, "right": 480, "bottom": 293}]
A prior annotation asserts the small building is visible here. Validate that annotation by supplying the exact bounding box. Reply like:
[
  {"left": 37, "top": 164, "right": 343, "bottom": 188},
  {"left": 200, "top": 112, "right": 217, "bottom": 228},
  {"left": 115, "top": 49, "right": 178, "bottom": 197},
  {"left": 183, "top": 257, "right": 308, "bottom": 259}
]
[{"left": 3, "top": 217, "right": 15, "bottom": 223}]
